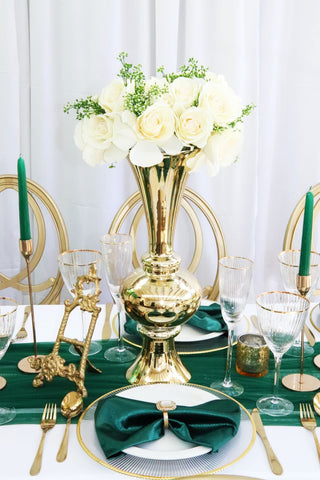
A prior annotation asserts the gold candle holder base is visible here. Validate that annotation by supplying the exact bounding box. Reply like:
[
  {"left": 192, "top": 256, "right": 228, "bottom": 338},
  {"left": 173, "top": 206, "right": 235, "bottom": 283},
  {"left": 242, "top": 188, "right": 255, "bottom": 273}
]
[
  {"left": 17, "top": 355, "right": 46, "bottom": 373},
  {"left": 281, "top": 274, "right": 320, "bottom": 392},
  {"left": 282, "top": 373, "right": 320, "bottom": 392},
  {"left": 0, "top": 376, "right": 7, "bottom": 390}
]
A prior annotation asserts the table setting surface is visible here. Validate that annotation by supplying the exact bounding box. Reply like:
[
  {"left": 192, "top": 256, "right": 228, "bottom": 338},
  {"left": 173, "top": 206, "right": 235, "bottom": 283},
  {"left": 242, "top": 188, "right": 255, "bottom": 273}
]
[{"left": 1, "top": 304, "right": 320, "bottom": 480}]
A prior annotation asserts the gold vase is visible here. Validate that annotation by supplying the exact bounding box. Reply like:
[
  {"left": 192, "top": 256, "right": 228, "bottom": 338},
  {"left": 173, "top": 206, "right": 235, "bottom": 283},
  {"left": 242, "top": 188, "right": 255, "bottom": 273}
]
[{"left": 121, "top": 148, "right": 202, "bottom": 384}]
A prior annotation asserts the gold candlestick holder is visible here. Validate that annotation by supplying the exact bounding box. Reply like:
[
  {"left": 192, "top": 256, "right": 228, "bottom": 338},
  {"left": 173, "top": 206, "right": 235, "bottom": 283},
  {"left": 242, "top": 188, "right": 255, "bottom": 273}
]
[
  {"left": 282, "top": 274, "right": 320, "bottom": 392},
  {"left": 31, "top": 267, "right": 102, "bottom": 397},
  {"left": 17, "top": 239, "right": 46, "bottom": 373}
]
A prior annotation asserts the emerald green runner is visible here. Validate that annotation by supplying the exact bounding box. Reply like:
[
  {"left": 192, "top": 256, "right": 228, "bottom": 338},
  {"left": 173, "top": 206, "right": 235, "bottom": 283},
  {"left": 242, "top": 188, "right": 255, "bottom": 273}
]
[{"left": 1, "top": 340, "right": 320, "bottom": 426}]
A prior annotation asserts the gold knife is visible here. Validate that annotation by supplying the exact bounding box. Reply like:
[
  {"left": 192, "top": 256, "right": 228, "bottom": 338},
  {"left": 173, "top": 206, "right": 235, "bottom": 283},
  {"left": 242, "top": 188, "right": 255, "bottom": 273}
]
[
  {"left": 102, "top": 303, "right": 113, "bottom": 340},
  {"left": 251, "top": 408, "right": 283, "bottom": 475}
]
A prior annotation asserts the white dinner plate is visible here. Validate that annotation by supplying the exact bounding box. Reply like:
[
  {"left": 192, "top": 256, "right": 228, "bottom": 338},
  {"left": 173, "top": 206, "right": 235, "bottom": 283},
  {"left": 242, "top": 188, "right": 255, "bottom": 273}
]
[{"left": 77, "top": 383, "right": 255, "bottom": 479}]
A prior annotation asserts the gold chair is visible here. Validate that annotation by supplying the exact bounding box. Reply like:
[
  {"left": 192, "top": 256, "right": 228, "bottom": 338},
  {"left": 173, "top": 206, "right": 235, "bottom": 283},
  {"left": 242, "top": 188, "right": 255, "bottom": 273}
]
[
  {"left": 109, "top": 187, "right": 227, "bottom": 301},
  {"left": 283, "top": 183, "right": 320, "bottom": 296},
  {"left": 0, "top": 174, "right": 69, "bottom": 304}
]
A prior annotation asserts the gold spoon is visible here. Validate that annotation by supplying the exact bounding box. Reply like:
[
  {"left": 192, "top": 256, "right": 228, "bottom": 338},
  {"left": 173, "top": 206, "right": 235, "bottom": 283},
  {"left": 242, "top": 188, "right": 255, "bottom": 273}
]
[
  {"left": 56, "top": 391, "right": 83, "bottom": 462},
  {"left": 313, "top": 392, "right": 320, "bottom": 416}
]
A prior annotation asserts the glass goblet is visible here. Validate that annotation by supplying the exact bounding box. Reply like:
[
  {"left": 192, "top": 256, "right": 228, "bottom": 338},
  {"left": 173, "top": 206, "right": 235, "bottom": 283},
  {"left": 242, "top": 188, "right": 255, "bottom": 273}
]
[
  {"left": 100, "top": 233, "right": 137, "bottom": 363},
  {"left": 210, "top": 256, "right": 253, "bottom": 397},
  {"left": 58, "top": 249, "right": 103, "bottom": 356},
  {"left": 278, "top": 250, "right": 320, "bottom": 357},
  {"left": 256, "top": 291, "right": 309, "bottom": 416},
  {"left": 0, "top": 297, "right": 17, "bottom": 425}
]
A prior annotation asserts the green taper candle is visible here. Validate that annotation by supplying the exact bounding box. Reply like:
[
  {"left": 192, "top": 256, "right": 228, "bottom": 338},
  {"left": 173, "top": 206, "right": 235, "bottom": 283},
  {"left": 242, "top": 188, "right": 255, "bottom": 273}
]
[
  {"left": 299, "top": 188, "right": 314, "bottom": 276},
  {"left": 17, "top": 156, "right": 31, "bottom": 240}
]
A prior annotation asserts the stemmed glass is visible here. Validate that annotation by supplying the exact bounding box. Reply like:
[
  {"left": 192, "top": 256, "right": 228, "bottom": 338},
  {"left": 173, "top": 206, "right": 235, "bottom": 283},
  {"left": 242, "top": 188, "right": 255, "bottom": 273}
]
[
  {"left": 100, "top": 234, "right": 137, "bottom": 363},
  {"left": 58, "top": 249, "right": 102, "bottom": 356},
  {"left": 0, "top": 297, "right": 17, "bottom": 425},
  {"left": 256, "top": 291, "right": 309, "bottom": 416},
  {"left": 278, "top": 250, "right": 320, "bottom": 357},
  {"left": 210, "top": 256, "right": 253, "bottom": 397}
]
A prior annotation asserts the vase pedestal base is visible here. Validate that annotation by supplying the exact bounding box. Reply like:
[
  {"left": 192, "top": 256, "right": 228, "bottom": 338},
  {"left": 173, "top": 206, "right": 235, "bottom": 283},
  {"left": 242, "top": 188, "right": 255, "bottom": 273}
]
[{"left": 126, "top": 334, "right": 190, "bottom": 385}]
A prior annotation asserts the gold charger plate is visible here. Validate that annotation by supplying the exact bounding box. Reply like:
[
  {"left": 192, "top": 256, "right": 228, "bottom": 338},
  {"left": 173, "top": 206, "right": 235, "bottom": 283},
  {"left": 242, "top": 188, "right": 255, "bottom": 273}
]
[
  {"left": 77, "top": 382, "right": 255, "bottom": 479},
  {"left": 115, "top": 314, "right": 250, "bottom": 355},
  {"left": 310, "top": 304, "right": 320, "bottom": 333}
]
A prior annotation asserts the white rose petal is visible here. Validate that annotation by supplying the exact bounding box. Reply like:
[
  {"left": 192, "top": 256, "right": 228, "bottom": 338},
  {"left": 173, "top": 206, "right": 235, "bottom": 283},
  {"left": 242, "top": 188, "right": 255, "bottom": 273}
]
[
  {"left": 112, "top": 117, "right": 137, "bottom": 151},
  {"left": 176, "top": 106, "right": 213, "bottom": 148},
  {"left": 103, "top": 143, "right": 128, "bottom": 164},
  {"left": 160, "top": 135, "right": 184, "bottom": 155},
  {"left": 98, "top": 79, "right": 125, "bottom": 112},
  {"left": 136, "top": 102, "right": 175, "bottom": 144},
  {"left": 203, "top": 129, "right": 243, "bottom": 172},
  {"left": 199, "top": 82, "right": 242, "bottom": 126},
  {"left": 82, "top": 145, "right": 106, "bottom": 167},
  {"left": 129, "top": 141, "right": 163, "bottom": 167},
  {"left": 170, "top": 77, "right": 201, "bottom": 108},
  {"left": 82, "top": 115, "right": 114, "bottom": 150}
]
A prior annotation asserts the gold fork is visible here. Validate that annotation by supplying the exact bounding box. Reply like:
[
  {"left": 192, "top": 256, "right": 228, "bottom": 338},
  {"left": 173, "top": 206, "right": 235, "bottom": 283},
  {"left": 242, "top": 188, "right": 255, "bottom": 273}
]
[
  {"left": 15, "top": 305, "right": 31, "bottom": 340},
  {"left": 30, "top": 403, "right": 57, "bottom": 476},
  {"left": 300, "top": 403, "right": 320, "bottom": 462}
]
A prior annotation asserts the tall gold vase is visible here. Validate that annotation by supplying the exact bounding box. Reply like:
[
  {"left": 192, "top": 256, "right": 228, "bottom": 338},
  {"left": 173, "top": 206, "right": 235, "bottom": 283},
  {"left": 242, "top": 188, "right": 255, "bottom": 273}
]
[{"left": 121, "top": 148, "right": 202, "bottom": 384}]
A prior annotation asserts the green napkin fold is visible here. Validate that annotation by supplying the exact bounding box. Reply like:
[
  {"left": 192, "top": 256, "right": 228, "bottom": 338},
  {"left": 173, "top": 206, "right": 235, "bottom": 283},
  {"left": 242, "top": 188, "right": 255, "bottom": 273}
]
[
  {"left": 124, "top": 303, "right": 227, "bottom": 336},
  {"left": 94, "top": 395, "right": 240, "bottom": 458}
]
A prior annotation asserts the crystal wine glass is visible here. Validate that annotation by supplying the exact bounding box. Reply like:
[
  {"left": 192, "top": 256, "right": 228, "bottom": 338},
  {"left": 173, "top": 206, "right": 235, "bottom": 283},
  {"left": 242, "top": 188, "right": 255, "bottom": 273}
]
[
  {"left": 0, "top": 297, "right": 17, "bottom": 425},
  {"left": 256, "top": 291, "right": 309, "bottom": 416},
  {"left": 210, "top": 256, "right": 253, "bottom": 397},
  {"left": 100, "top": 233, "right": 136, "bottom": 363},
  {"left": 58, "top": 249, "right": 102, "bottom": 356},
  {"left": 278, "top": 250, "right": 320, "bottom": 357}
]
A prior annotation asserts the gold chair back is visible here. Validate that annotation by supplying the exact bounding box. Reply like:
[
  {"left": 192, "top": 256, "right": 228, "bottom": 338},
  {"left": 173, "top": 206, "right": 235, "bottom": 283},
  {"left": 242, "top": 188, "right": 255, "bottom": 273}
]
[
  {"left": 283, "top": 183, "right": 320, "bottom": 296},
  {"left": 0, "top": 174, "right": 69, "bottom": 304},
  {"left": 109, "top": 187, "right": 227, "bottom": 301}
]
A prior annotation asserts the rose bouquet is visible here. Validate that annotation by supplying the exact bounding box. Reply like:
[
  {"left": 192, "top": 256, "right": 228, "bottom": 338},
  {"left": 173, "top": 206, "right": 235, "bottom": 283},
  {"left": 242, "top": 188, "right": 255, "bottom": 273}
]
[{"left": 65, "top": 53, "right": 254, "bottom": 176}]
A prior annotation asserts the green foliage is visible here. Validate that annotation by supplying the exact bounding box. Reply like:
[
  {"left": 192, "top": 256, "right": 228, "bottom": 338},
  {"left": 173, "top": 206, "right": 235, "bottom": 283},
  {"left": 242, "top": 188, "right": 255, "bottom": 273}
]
[
  {"left": 64, "top": 96, "right": 105, "bottom": 120},
  {"left": 212, "top": 103, "right": 256, "bottom": 133},
  {"left": 157, "top": 57, "right": 208, "bottom": 82}
]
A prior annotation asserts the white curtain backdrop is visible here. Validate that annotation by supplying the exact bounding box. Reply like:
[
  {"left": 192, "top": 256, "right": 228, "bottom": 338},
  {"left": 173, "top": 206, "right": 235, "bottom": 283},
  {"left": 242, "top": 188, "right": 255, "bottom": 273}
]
[{"left": 1, "top": 0, "right": 320, "bottom": 304}]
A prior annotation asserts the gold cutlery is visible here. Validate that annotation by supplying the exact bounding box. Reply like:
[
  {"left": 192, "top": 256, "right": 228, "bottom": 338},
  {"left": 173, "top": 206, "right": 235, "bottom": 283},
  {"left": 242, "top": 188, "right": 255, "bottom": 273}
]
[
  {"left": 102, "top": 303, "right": 113, "bottom": 340},
  {"left": 56, "top": 392, "right": 83, "bottom": 462},
  {"left": 14, "top": 305, "right": 31, "bottom": 340},
  {"left": 299, "top": 402, "right": 320, "bottom": 462},
  {"left": 30, "top": 403, "right": 57, "bottom": 476},
  {"left": 251, "top": 408, "right": 283, "bottom": 475}
]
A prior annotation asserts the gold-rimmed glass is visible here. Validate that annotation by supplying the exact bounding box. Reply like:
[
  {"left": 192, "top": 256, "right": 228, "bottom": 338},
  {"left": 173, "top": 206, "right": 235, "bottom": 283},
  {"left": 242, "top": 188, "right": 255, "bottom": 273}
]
[
  {"left": 0, "top": 297, "right": 17, "bottom": 424},
  {"left": 210, "top": 256, "right": 253, "bottom": 397},
  {"left": 278, "top": 250, "right": 320, "bottom": 356},
  {"left": 256, "top": 291, "right": 309, "bottom": 416},
  {"left": 58, "top": 249, "right": 103, "bottom": 356}
]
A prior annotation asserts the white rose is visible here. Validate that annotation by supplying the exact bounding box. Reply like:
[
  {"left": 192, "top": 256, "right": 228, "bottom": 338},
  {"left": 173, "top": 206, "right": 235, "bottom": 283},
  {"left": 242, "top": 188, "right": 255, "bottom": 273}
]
[
  {"left": 170, "top": 77, "right": 202, "bottom": 108},
  {"left": 82, "top": 115, "right": 114, "bottom": 149},
  {"left": 204, "top": 72, "right": 228, "bottom": 86},
  {"left": 136, "top": 102, "right": 175, "bottom": 144},
  {"left": 202, "top": 129, "right": 243, "bottom": 174},
  {"left": 98, "top": 79, "right": 125, "bottom": 112},
  {"left": 176, "top": 106, "right": 213, "bottom": 148},
  {"left": 199, "top": 82, "right": 242, "bottom": 126}
]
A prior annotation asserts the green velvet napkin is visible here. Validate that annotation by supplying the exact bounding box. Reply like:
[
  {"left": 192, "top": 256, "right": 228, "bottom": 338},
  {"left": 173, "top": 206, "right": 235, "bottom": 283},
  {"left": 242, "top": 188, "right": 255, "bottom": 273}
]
[
  {"left": 94, "top": 395, "right": 240, "bottom": 458},
  {"left": 124, "top": 303, "right": 227, "bottom": 336}
]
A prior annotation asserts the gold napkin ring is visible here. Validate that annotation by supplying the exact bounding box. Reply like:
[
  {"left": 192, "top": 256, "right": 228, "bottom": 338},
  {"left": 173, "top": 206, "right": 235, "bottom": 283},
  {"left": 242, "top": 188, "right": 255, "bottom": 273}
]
[{"left": 156, "top": 400, "right": 177, "bottom": 429}]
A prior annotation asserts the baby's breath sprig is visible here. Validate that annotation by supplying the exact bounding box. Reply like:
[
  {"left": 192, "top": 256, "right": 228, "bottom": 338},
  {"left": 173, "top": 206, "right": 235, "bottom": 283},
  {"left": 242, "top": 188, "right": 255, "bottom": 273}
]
[
  {"left": 212, "top": 103, "right": 256, "bottom": 133},
  {"left": 157, "top": 57, "right": 208, "bottom": 83},
  {"left": 64, "top": 96, "right": 105, "bottom": 120}
]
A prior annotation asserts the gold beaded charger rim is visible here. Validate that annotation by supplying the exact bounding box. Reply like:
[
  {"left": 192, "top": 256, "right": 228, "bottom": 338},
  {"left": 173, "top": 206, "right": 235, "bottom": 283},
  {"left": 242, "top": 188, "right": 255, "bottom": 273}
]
[
  {"left": 113, "top": 314, "right": 250, "bottom": 355},
  {"left": 76, "top": 382, "right": 255, "bottom": 479},
  {"left": 310, "top": 303, "right": 320, "bottom": 333}
]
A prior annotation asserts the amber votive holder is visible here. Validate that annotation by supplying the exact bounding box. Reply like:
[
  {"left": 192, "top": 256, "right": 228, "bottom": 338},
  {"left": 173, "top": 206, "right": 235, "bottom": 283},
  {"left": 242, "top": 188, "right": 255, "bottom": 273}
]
[{"left": 236, "top": 333, "right": 270, "bottom": 378}]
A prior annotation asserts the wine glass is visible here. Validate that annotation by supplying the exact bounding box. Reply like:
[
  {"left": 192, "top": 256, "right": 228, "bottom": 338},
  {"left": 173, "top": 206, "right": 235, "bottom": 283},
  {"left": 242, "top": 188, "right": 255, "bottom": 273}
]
[
  {"left": 210, "top": 256, "right": 253, "bottom": 397},
  {"left": 100, "top": 233, "right": 137, "bottom": 363},
  {"left": 58, "top": 249, "right": 102, "bottom": 356},
  {"left": 278, "top": 250, "right": 320, "bottom": 357},
  {"left": 256, "top": 291, "right": 309, "bottom": 416},
  {"left": 0, "top": 297, "right": 17, "bottom": 425}
]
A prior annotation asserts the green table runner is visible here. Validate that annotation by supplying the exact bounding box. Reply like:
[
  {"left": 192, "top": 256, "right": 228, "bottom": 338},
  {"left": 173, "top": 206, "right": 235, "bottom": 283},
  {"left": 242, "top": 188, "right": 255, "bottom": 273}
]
[{"left": 1, "top": 340, "right": 320, "bottom": 426}]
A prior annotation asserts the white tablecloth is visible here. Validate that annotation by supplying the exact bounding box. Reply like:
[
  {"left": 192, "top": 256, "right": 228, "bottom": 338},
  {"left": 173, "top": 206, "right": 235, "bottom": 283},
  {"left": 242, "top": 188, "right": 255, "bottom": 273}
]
[{"left": 1, "top": 304, "right": 320, "bottom": 480}]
